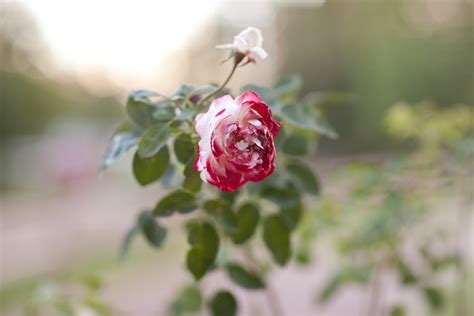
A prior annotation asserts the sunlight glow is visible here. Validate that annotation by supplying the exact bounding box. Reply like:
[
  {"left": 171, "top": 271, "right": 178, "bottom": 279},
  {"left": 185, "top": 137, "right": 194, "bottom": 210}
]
[{"left": 18, "top": 0, "right": 220, "bottom": 84}]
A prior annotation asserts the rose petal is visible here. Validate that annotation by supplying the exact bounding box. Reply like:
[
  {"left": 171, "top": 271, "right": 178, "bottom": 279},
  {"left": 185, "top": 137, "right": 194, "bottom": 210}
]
[{"left": 194, "top": 90, "right": 280, "bottom": 192}]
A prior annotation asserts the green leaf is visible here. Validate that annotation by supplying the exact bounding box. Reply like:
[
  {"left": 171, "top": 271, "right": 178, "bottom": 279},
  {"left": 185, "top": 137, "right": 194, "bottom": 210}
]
[
  {"left": 118, "top": 209, "right": 167, "bottom": 260},
  {"left": 397, "top": 260, "right": 417, "bottom": 285},
  {"left": 273, "top": 75, "right": 303, "bottom": 97},
  {"left": 152, "top": 106, "right": 175, "bottom": 122},
  {"left": 130, "top": 89, "right": 164, "bottom": 102},
  {"left": 169, "top": 285, "right": 202, "bottom": 316},
  {"left": 186, "top": 222, "right": 219, "bottom": 280},
  {"left": 99, "top": 122, "right": 141, "bottom": 173},
  {"left": 431, "top": 255, "right": 459, "bottom": 271},
  {"left": 281, "top": 102, "right": 338, "bottom": 139},
  {"left": 191, "top": 84, "right": 218, "bottom": 96},
  {"left": 319, "top": 278, "right": 339, "bottom": 302},
  {"left": 260, "top": 185, "right": 296, "bottom": 208},
  {"left": 319, "top": 265, "right": 370, "bottom": 302},
  {"left": 187, "top": 221, "right": 219, "bottom": 255},
  {"left": 260, "top": 184, "right": 303, "bottom": 230},
  {"left": 178, "top": 286, "right": 202, "bottom": 312},
  {"left": 132, "top": 147, "right": 169, "bottom": 186},
  {"left": 282, "top": 134, "right": 308, "bottom": 155},
  {"left": 183, "top": 161, "right": 201, "bottom": 193},
  {"left": 219, "top": 190, "right": 240, "bottom": 205},
  {"left": 424, "top": 287, "right": 444, "bottom": 310},
  {"left": 173, "top": 84, "right": 196, "bottom": 98},
  {"left": 390, "top": 305, "right": 406, "bottom": 316},
  {"left": 226, "top": 263, "right": 265, "bottom": 289},
  {"left": 126, "top": 97, "right": 157, "bottom": 129},
  {"left": 209, "top": 291, "right": 237, "bottom": 316},
  {"left": 303, "top": 91, "right": 356, "bottom": 107},
  {"left": 204, "top": 199, "right": 238, "bottom": 233},
  {"left": 229, "top": 203, "right": 260, "bottom": 244},
  {"left": 138, "top": 123, "right": 170, "bottom": 158},
  {"left": 82, "top": 274, "right": 103, "bottom": 291},
  {"left": 175, "top": 108, "right": 196, "bottom": 121},
  {"left": 174, "top": 134, "right": 196, "bottom": 164},
  {"left": 140, "top": 211, "right": 167, "bottom": 248},
  {"left": 187, "top": 247, "right": 210, "bottom": 280},
  {"left": 280, "top": 199, "right": 302, "bottom": 230},
  {"left": 153, "top": 190, "right": 197, "bottom": 217},
  {"left": 263, "top": 215, "right": 291, "bottom": 266},
  {"left": 286, "top": 161, "right": 320, "bottom": 195},
  {"left": 118, "top": 222, "right": 139, "bottom": 262}
]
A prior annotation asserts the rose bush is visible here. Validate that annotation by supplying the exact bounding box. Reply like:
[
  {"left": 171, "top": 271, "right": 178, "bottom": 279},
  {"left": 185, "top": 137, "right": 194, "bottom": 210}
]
[{"left": 100, "top": 27, "right": 337, "bottom": 316}]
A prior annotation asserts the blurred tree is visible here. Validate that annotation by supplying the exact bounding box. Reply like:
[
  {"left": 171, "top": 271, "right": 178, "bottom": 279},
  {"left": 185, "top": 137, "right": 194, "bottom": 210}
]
[
  {"left": 0, "top": 2, "right": 122, "bottom": 139},
  {"left": 278, "top": 0, "right": 474, "bottom": 150}
]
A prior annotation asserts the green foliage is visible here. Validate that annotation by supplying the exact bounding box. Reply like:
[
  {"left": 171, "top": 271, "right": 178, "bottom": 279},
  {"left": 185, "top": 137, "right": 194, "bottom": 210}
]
[
  {"left": 209, "top": 291, "right": 237, "bottom": 316},
  {"left": 126, "top": 94, "right": 161, "bottom": 128},
  {"left": 390, "top": 305, "right": 406, "bottom": 316},
  {"left": 100, "top": 75, "right": 337, "bottom": 316},
  {"left": 281, "top": 102, "right": 337, "bottom": 139},
  {"left": 260, "top": 185, "right": 303, "bottom": 230},
  {"left": 282, "top": 134, "right": 308, "bottom": 155},
  {"left": 22, "top": 276, "right": 112, "bottom": 316},
  {"left": 99, "top": 122, "right": 142, "bottom": 173},
  {"left": 396, "top": 260, "right": 417, "bottom": 285},
  {"left": 186, "top": 221, "right": 219, "bottom": 280},
  {"left": 204, "top": 199, "right": 238, "bottom": 233},
  {"left": 311, "top": 101, "right": 472, "bottom": 316},
  {"left": 263, "top": 215, "right": 291, "bottom": 266},
  {"left": 229, "top": 203, "right": 260, "bottom": 244},
  {"left": 132, "top": 147, "right": 169, "bottom": 186},
  {"left": 385, "top": 101, "right": 474, "bottom": 156},
  {"left": 140, "top": 211, "right": 167, "bottom": 248},
  {"left": 286, "top": 161, "right": 320, "bottom": 195},
  {"left": 118, "top": 221, "right": 139, "bottom": 262},
  {"left": 319, "top": 265, "right": 370, "bottom": 302},
  {"left": 153, "top": 190, "right": 197, "bottom": 217},
  {"left": 138, "top": 123, "right": 171, "bottom": 158},
  {"left": 169, "top": 285, "right": 202, "bottom": 316},
  {"left": 118, "top": 210, "right": 167, "bottom": 261},
  {"left": 226, "top": 263, "right": 265, "bottom": 289},
  {"left": 424, "top": 287, "right": 444, "bottom": 310},
  {"left": 182, "top": 161, "right": 201, "bottom": 193},
  {"left": 174, "top": 134, "right": 196, "bottom": 164}
]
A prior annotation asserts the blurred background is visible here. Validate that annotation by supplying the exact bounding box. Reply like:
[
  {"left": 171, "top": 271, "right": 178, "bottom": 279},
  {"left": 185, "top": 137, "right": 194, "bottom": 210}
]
[{"left": 1, "top": 0, "right": 472, "bottom": 315}]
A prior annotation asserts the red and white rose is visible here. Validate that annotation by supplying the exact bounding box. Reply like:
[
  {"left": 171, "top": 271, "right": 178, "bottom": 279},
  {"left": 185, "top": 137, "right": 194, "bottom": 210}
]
[{"left": 194, "top": 91, "right": 281, "bottom": 192}]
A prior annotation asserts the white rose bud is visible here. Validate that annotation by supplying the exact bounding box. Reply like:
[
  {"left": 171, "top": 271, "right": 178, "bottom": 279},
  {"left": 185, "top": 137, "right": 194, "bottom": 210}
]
[{"left": 216, "top": 27, "right": 268, "bottom": 64}]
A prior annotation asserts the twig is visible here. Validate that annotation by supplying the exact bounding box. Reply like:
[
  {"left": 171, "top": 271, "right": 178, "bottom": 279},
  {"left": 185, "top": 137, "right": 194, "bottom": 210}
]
[
  {"left": 196, "top": 58, "right": 239, "bottom": 110},
  {"left": 243, "top": 247, "right": 285, "bottom": 316},
  {"left": 367, "top": 264, "right": 383, "bottom": 316}
]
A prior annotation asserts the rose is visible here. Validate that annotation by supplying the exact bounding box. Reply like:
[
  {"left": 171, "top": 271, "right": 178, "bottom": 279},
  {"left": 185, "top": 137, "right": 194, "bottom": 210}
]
[
  {"left": 216, "top": 27, "right": 268, "bottom": 63},
  {"left": 194, "top": 90, "right": 281, "bottom": 192}
]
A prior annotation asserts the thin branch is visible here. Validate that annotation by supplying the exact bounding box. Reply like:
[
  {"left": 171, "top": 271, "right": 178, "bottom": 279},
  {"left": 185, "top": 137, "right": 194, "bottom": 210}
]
[
  {"left": 243, "top": 247, "right": 285, "bottom": 316},
  {"left": 196, "top": 58, "right": 239, "bottom": 110},
  {"left": 367, "top": 264, "right": 383, "bottom": 316}
]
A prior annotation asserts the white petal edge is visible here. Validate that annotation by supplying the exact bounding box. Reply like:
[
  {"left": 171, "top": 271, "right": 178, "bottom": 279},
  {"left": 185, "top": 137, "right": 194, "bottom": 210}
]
[{"left": 250, "top": 47, "right": 268, "bottom": 60}]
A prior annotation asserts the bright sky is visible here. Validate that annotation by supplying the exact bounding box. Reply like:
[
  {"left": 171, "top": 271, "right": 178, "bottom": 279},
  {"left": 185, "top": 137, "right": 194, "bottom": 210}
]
[{"left": 18, "top": 0, "right": 221, "bottom": 85}]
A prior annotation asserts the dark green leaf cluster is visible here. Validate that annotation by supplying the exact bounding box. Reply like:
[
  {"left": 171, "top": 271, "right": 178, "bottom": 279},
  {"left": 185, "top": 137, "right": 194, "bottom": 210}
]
[
  {"left": 100, "top": 76, "right": 338, "bottom": 316},
  {"left": 315, "top": 159, "right": 460, "bottom": 315}
]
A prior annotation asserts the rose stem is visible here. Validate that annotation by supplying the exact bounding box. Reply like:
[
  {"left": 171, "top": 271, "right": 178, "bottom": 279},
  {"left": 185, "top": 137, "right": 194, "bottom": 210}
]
[
  {"left": 243, "top": 246, "right": 284, "bottom": 316},
  {"left": 196, "top": 56, "right": 240, "bottom": 110}
]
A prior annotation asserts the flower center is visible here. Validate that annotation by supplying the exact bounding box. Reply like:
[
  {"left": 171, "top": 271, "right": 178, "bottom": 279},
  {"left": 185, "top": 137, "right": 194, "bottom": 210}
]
[{"left": 222, "top": 122, "right": 271, "bottom": 171}]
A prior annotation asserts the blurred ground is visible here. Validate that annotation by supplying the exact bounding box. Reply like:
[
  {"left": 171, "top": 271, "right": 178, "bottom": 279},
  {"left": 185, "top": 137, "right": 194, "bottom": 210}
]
[
  {"left": 1, "top": 147, "right": 472, "bottom": 316},
  {"left": 1, "top": 1, "right": 473, "bottom": 315}
]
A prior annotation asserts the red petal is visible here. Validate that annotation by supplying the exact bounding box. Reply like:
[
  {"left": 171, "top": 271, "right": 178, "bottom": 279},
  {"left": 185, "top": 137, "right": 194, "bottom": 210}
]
[{"left": 236, "top": 90, "right": 261, "bottom": 105}]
